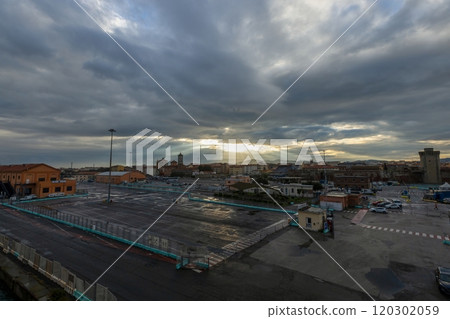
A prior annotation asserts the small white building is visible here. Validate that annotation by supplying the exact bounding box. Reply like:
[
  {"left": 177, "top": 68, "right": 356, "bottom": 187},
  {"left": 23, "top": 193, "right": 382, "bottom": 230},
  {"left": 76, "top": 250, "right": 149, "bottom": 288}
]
[
  {"left": 280, "top": 183, "right": 314, "bottom": 198},
  {"left": 243, "top": 186, "right": 281, "bottom": 196}
]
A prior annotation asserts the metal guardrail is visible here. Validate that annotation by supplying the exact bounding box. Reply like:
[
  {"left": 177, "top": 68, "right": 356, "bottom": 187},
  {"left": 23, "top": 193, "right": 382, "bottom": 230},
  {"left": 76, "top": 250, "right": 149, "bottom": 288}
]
[
  {"left": 207, "top": 218, "right": 290, "bottom": 268},
  {"left": 2, "top": 202, "right": 207, "bottom": 266},
  {"left": 0, "top": 232, "right": 116, "bottom": 301}
]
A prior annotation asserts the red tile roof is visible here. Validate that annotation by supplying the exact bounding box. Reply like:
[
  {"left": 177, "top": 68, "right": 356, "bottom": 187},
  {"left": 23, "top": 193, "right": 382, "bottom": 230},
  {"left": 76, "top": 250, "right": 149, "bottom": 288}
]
[{"left": 0, "top": 163, "right": 55, "bottom": 173}]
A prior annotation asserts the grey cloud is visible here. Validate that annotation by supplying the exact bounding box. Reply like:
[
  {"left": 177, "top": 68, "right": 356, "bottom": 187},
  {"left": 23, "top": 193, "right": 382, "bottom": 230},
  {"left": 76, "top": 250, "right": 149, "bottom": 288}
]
[{"left": 0, "top": 0, "right": 450, "bottom": 166}]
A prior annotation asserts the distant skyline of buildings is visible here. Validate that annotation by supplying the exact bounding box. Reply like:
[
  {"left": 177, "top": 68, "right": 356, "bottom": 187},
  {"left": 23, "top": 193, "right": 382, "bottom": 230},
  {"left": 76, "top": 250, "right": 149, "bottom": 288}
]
[
  {"left": 54, "top": 148, "right": 450, "bottom": 186},
  {"left": 55, "top": 146, "right": 450, "bottom": 170},
  {"left": 2, "top": 145, "right": 450, "bottom": 173}
]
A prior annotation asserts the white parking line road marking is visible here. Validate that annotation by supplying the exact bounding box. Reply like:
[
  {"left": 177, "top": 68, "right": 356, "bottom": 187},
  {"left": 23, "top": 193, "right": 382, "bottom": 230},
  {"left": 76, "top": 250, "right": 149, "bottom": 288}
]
[{"left": 360, "top": 224, "right": 438, "bottom": 239}]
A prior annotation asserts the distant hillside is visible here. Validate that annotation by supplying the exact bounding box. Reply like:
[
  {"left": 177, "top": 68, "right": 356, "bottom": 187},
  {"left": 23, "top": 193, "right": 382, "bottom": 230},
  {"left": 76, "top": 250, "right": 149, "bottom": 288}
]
[{"left": 441, "top": 158, "right": 450, "bottom": 163}]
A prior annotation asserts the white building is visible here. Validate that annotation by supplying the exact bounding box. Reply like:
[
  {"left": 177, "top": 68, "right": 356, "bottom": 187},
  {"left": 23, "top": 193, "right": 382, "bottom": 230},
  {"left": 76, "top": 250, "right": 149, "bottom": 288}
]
[
  {"left": 279, "top": 183, "right": 314, "bottom": 198},
  {"left": 243, "top": 186, "right": 281, "bottom": 196}
]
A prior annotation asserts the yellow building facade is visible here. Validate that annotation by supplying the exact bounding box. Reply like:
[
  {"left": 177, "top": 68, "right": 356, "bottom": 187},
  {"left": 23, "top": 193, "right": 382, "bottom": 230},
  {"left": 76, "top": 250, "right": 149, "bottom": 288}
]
[
  {"left": 297, "top": 207, "right": 327, "bottom": 232},
  {"left": 0, "top": 163, "right": 76, "bottom": 198}
]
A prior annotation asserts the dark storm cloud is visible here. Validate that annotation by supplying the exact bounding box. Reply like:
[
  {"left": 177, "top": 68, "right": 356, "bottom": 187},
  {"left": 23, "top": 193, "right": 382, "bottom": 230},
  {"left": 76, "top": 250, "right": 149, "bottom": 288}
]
[{"left": 0, "top": 0, "right": 449, "bottom": 166}]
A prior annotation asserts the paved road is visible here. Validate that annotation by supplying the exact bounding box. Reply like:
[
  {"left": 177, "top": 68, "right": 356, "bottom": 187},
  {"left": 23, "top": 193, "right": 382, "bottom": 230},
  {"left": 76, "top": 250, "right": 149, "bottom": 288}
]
[{"left": 0, "top": 205, "right": 368, "bottom": 301}]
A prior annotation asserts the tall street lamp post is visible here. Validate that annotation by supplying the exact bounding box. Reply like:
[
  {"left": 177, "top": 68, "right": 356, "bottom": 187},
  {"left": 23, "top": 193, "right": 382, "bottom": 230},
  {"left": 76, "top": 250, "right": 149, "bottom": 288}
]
[{"left": 107, "top": 128, "right": 116, "bottom": 204}]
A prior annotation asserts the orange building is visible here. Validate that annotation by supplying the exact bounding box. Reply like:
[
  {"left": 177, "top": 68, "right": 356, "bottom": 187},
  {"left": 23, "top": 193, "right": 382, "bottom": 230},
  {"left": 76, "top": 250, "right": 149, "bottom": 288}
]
[
  {"left": 0, "top": 163, "right": 76, "bottom": 198},
  {"left": 348, "top": 193, "right": 362, "bottom": 207},
  {"left": 96, "top": 171, "right": 146, "bottom": 184}
]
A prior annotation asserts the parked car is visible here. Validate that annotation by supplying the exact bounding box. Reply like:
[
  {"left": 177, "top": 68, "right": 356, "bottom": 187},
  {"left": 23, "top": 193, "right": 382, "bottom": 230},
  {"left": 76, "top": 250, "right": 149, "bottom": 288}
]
[
  {"left": 19, "top": 194, "right": 37, "bottom": 201},
  {"left": 370, "top": 207, "right": 387, "bottom": 214},
  {"left": 386, "top": 203, "right": 402, "bottom": 209},
  {"left": 392, "top": 199, "right": 403, "bottom": 207},
  {"left": 435, "top": 267, "right": 450, "bottom": 295},
  {"left": 377, "top": 202, "right": 391, "bottom": 207},
  {"left": 443, "top": 198, "right": 450, "bottom": 204},
  {"left": 48, "top": 192, "right": 65, "bottom": 198}
]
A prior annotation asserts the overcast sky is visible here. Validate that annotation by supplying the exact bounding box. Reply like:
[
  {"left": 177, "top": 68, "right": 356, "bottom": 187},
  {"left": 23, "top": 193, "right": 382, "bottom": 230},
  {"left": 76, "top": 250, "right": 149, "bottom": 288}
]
[{"left": 0, "top": 0, "right": 449, "bottom": 167}]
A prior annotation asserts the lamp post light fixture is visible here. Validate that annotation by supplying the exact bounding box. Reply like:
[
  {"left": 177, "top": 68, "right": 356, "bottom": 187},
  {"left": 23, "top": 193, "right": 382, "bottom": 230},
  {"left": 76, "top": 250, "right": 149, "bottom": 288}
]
[{"left": 107, "top": 128, "right": 116, "bottom": 204}]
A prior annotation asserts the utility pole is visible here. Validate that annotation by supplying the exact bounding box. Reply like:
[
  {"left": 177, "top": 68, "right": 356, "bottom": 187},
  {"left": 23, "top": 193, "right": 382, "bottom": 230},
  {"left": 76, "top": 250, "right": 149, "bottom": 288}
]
[{"left": 107, "top": 129, "right": 116, "bottom": 204}]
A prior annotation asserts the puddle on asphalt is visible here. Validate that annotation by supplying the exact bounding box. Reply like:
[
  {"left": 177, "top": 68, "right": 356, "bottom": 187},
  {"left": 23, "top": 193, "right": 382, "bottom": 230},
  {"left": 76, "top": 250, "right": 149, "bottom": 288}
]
[
  {"left": 297, "top": 248, "right": 317, "bottom": 256},
  {"left": 366, "top": 268, "right": 405, "bottom": 296},
  {"left": 297, "top": 239, "right": 319, "bottom": 256}
]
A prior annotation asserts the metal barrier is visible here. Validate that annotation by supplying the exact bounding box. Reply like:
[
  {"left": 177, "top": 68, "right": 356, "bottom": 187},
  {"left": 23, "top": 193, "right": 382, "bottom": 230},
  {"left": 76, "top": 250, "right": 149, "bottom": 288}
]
[
  {"left": 0, "top": 232, "right": 116, "bottom": 301},
  {"left": 13, "top": 193, "right": 89, "bottom": 204},
  {"left": 207, "top": 218, "right": 290, "bottom": 268},
  {"left": 2, "top": 202, "right": 207, "bottom": 267},
  {"left": 113, "top": 183, "right": 186, "bottom": 194},
  {"left": 222, "top": 218, "right": 290, "bottom": 252}
]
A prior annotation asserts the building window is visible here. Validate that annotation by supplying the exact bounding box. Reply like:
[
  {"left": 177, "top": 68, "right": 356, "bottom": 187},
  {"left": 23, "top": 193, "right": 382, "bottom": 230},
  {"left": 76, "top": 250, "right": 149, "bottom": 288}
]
[
  {"left": 50, "top": 177, "right": 57, "bottom": 181},
  {"left": 17, "top": 176, "right": 20, "bottom": 180},
  {"left": 38, "top": 177, "right": 45, "bottom": 181},
  {"left": 55, "top": 187, "right": 61, "bottom": 192},
  {"left": 306, "top": 217, "right": 312, "bottom": 228},
  {"left": 43, "top": 188, "right": 49, "bottom": 193},
  {"left": 67, "top": 186, "right": 72, "bottom": 191}
]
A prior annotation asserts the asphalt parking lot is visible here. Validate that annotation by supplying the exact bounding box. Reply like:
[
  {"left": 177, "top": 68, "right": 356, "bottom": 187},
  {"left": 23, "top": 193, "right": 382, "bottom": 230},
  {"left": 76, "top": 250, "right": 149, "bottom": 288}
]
[
  {"left": 6, "top": 183, "right": 450, "bottom": 300},
  {"left": 28, "top": 183, "right": 285, "bottom": 252},
  {"left": 250, "top": 186, "right": 450, "bottom": 300}
]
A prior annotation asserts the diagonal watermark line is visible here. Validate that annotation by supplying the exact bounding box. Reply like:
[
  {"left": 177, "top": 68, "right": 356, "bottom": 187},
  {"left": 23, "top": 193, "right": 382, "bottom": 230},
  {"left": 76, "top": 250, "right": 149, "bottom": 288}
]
[
  {"left": 252, "top": 0, "right": 379, "bottom": 125},
  {"left": 76, "top": 178, "right": 199, "bottom": 301},
  {"left": 72, "top": 0, "right": 199, "bottom": 126},
  {"left": 251, "top": 178, "right": 376, "bottom": 301}
]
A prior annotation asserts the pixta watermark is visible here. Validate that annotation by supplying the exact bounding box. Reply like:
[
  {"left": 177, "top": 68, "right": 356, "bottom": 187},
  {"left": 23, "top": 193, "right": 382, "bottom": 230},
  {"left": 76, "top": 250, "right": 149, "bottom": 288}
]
[{"left": 126, "top": 128, "right": 325, "bottom": 175}]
